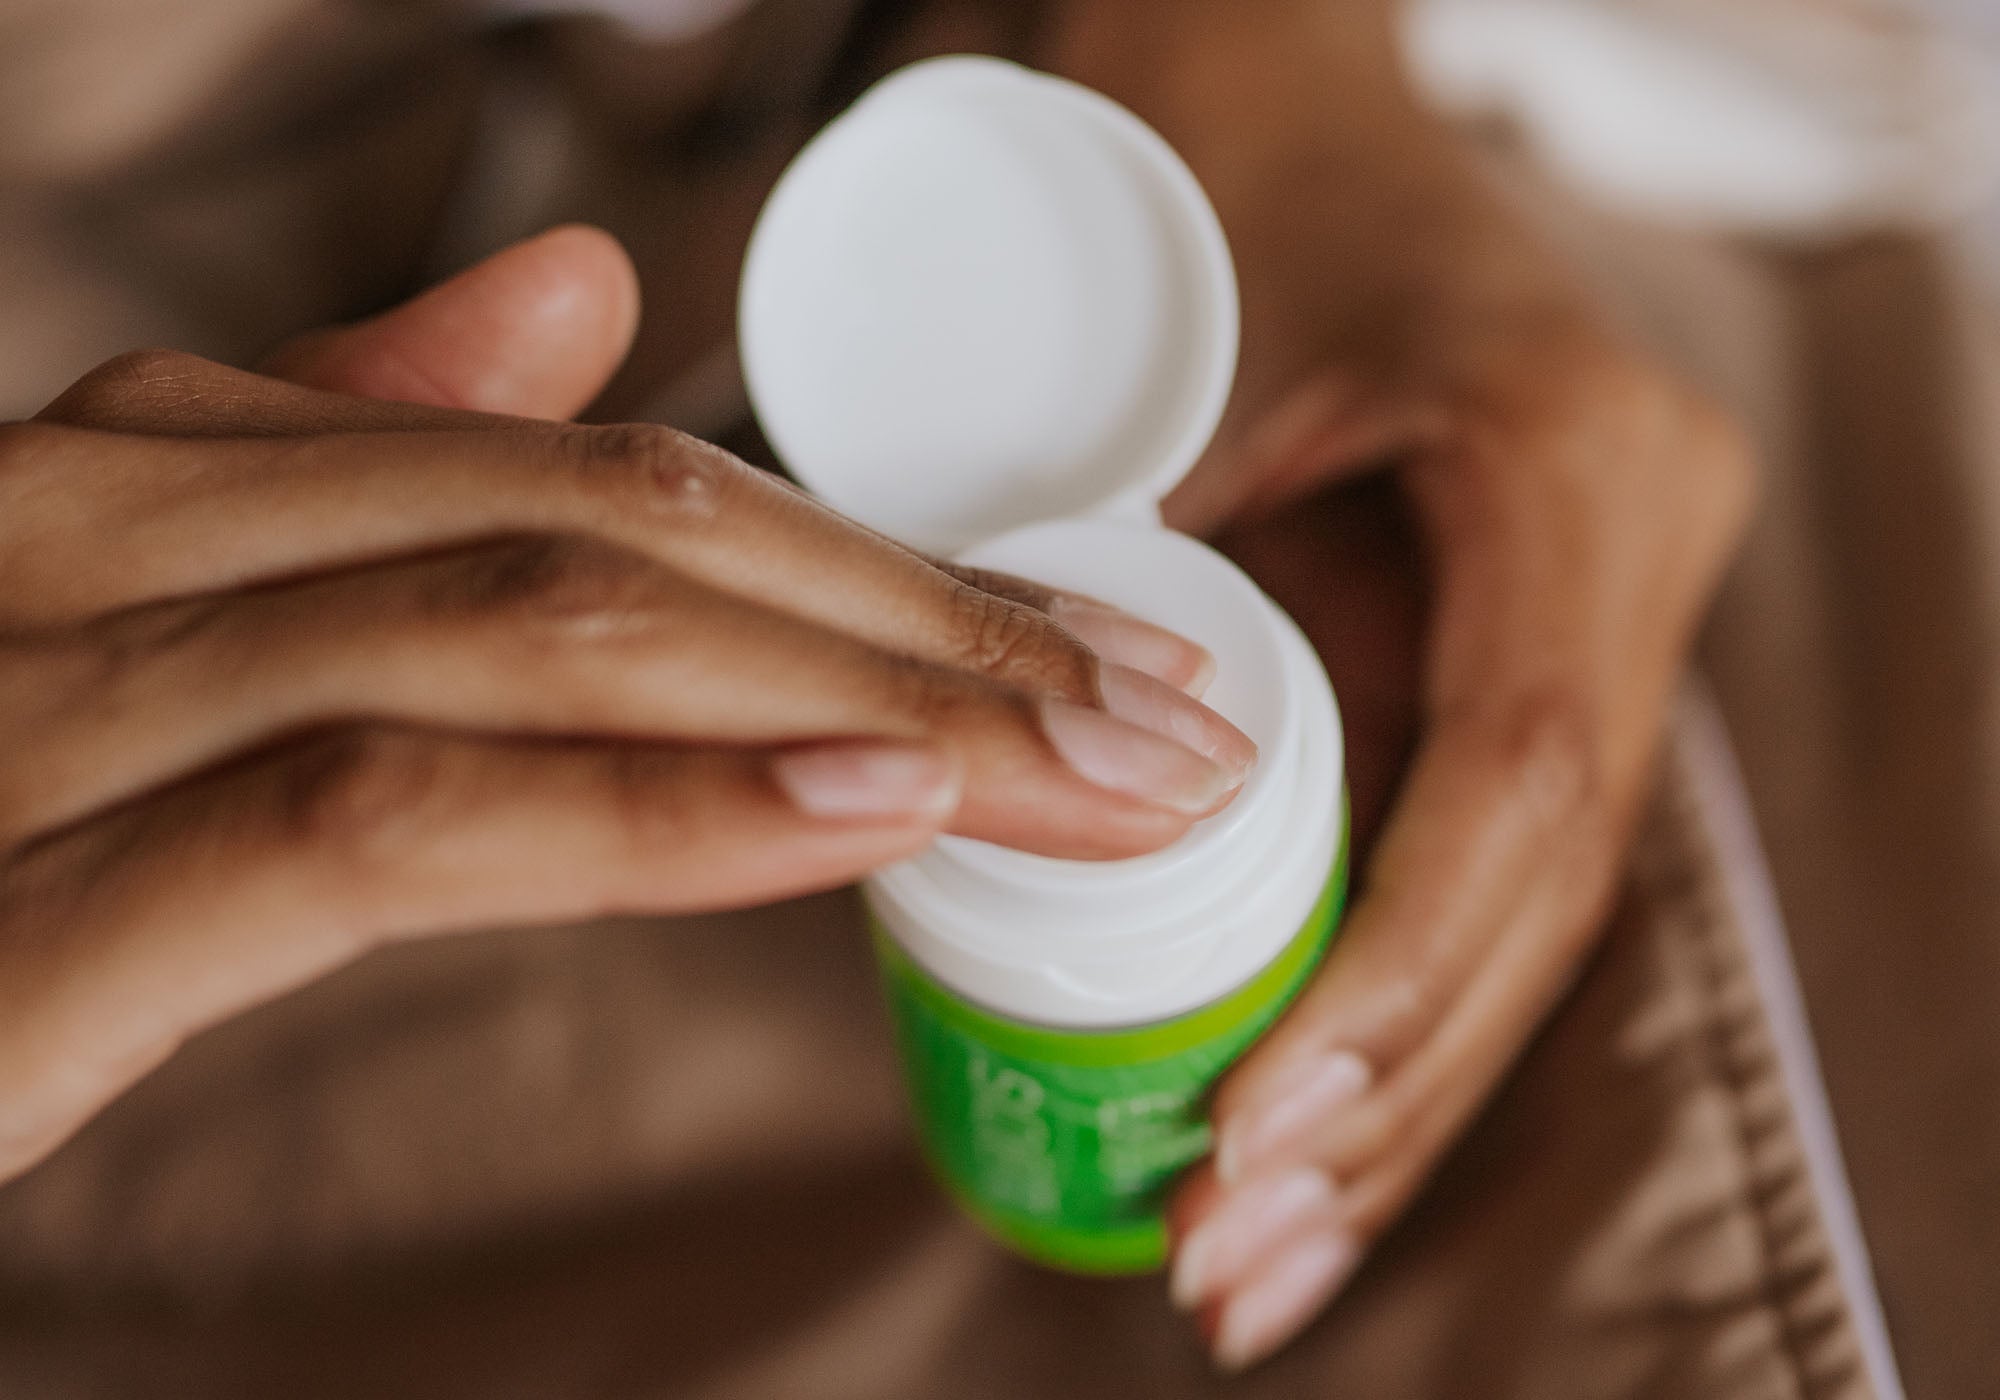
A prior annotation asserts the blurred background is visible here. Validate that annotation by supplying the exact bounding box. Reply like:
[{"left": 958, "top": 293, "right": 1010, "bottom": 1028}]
[
  {"left": 2, "top": 0, "right": 1996, "bottom": 418},
  {"left": 1, "top": 2, "right": 1995, "bottom": 1397}
]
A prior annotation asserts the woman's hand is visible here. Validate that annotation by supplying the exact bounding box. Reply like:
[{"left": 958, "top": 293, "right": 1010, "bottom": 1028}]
[
  {"left": 1039, "top": 0, "right": 1756, "bottom": 1369},
  {"left": 1165, "top": 333, "right": 1754, "bottom": 1369},
  {"left": 0, "top": 229, "right": 1249, "bottom": 1187}
]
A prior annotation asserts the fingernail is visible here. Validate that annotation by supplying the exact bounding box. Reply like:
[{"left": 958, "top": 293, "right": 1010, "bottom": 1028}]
[
  {"left": 1216, "top": 1051, "right": 1373, "bottom": 1185},
  {"left": 1098, "top": 664, "right": 1256, "bottom": 776},
  {"left": 1171, "top": 1168, "right": 1340, "bottom": 1310},
  {"left": 770, "top": 741, "right": 963, "bottom": 821},
  {"left": 1049, "top": 596, "right": 1216, "bottom": 696},
  {"left": 1039, "top": 699, "right": 1241, "bottom": 815},
  {"left": 1209, "top": 1231, "right": 1361, "bottom": 1373}
]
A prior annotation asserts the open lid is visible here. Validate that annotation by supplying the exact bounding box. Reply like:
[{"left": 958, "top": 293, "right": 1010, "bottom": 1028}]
[{"left": 738, "top": 56, "right": 1239, "bottom": 554}]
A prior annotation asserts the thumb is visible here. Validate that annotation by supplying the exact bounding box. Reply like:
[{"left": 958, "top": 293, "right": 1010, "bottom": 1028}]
[{"left": 264, "top": 225, "right": 640, "bottom": 420}]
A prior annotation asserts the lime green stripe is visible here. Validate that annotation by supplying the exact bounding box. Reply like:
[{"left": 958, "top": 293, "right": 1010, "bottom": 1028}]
[
  {"left": 947, "top": 1192, "right": 1172, "bottom": 1275},
  {"left": 873, "top": 819, "right": 1349, "bottom": 1067}
]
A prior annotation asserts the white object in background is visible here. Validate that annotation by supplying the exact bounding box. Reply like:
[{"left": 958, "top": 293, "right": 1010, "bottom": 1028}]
[
  {"left": 479, "top": 0, "right": 753, "bottom": 43},
  {"left": 1401, "top": 0, "right": 2000, "bottom": 239},
  {"left": 740, "top": 57, "right": 1345, "bottom": 1029}
]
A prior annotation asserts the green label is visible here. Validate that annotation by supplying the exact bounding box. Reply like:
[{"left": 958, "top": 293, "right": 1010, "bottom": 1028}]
[{"left": 874, "top": 815, "right": 1348, "bottom": 1275}]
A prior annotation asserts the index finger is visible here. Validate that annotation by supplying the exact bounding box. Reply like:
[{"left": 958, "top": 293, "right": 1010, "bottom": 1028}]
[{"left": 4, "top": 410, "right": 1216, "bottom": 705}]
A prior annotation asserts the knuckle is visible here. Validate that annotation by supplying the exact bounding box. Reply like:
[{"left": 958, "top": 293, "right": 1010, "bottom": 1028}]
[
  {"left": 559, "top": 422, "right": 736, "bottom": 525},
  {"left": 447, "top": 536, "right": 675, "bottom": 643},
  {"left": 948, "top": 584, "right": 1097, "bottom": 701},
  {"left": 86, "top": 597, "right": 228, "bottom": 683},
  {"left": 93, "top": 347, "right": 206, "bottom": 386},
  {"left": 877, "top": 650, "right": 988, "bottom": 736},
  {"left": 1464, "top": 348, "right": 1676, "bottom": 475},
  {"left": 1473, "top": 686, "right": 1607, "bottom": 841},
  {"left": 38, "top": 349, "right": 213, "bottom": 427},
  {"left": 1364, "top": 969, "right": 1444, "bottom": 1041},
  {"left": 946, "top": 563, "right": 1055, "bottom": 613},
  {"left": 601, "top": 747, "right": 701, "bottom": 857},
  {"left": 274, "top": 727, "right": 461, "bottom": 878}
]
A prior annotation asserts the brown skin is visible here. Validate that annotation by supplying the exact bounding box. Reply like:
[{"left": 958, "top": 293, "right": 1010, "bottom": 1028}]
[
  {"left": 0, "top": 227, "right": 1247, "bottom": 1185},
  {"left": 1042, "top": 0, "right": 1757, "bottom": 1369},
  {"left": 0, "top": 1, "right": 1756, "bottom": 1373}
]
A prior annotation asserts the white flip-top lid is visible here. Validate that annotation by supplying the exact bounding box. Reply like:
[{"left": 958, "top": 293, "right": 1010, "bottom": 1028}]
[
  {"left": 739, "top": 56, "right": 1239, "bottom": 552},
  {"left": 738, "top": 58, "right": 1342, "bottom": 1030}
]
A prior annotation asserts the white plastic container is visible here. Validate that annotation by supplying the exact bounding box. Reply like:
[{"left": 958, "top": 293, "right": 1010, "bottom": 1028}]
[{"left": 739, "top": 55, "right": 1348, "bottom": 1273}]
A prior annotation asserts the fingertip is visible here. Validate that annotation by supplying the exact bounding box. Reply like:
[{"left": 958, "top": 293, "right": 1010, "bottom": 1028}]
[
  {"left": 268, "top": 224, "right": 642, "bottom": 419},
  {"left": 1097, "top": 664, "right": 1256, "bottom": 775},
  {"left": 1170, "top": 1168, "right": 1342, "bottom": 1314},
  {"left": 1206, "top": 1231, "right": 1360, "bottom": 1373},
  {"left": 526, "top": 223, "right": 642, "bottom": 359},
  {"left": 1046, "top": 594, "right": 1217, "bottom": 695},
  {"left": 1038, "top": 698, "right": 1244, "bottom": 817},
  {"left": 437, "top": 224, "right": 640, "bottom": 417}
]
